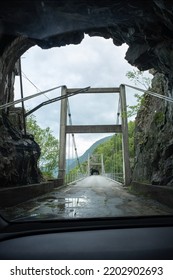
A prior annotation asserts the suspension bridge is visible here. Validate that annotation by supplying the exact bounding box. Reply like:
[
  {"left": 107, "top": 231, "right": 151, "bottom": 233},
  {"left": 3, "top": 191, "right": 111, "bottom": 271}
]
[{"left": 58, "top": 85, "right": 131, "bottom": 187}]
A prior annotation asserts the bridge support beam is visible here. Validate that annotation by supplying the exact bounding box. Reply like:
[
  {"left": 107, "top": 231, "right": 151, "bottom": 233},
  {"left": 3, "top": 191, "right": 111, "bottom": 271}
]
[
  {"left": 120, "top": 84, "right": 131, "bottom": 186},
  {"left": 88, "top": 154, "right": 90, "bottom": 176},
  {"left": 58, "top": 86, "right": 67, "bottom": 185}
]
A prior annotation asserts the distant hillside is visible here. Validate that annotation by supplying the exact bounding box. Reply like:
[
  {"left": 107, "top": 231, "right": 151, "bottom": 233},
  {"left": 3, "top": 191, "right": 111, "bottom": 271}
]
[{"left": 67, "top": 135, "right": 112, "bottom": 172}]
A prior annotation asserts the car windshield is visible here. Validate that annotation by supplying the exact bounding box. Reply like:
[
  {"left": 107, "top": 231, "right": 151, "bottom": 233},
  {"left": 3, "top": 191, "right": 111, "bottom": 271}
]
[{"left": 0, "top": 2, "right": 173, "bottom": 222}]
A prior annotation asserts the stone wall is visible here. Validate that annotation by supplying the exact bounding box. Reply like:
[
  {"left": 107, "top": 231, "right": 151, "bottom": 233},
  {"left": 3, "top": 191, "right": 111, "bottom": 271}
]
[
  {"left": 0, "top": 113, "right": 42, "bottom": 187},
  {"left": 131, "top": 181, "right": 173, "bottom": 208},
  {"left": 133, "top": 72, "right": 173, "bottom": 186}
]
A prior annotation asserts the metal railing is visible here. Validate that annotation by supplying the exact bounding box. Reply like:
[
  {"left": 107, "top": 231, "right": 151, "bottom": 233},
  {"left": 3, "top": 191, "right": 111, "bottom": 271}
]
[
  {"left": 65, "top": 171, "right": 87, "bottom": 184},
  {"left": 104, "top": 173, "right": 124, "bottom": 184}
]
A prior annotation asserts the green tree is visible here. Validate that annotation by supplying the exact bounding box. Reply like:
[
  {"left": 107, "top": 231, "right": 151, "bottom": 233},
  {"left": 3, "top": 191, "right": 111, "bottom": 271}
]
[
  {"left": 126, "top": 69, "right": 151, "bottom": 117},
  {"left": 26, "top": 115, "right": 59, "bottom": 179},
  {"left": 126, "top": 69, "right": 151, "bottom": 89}
]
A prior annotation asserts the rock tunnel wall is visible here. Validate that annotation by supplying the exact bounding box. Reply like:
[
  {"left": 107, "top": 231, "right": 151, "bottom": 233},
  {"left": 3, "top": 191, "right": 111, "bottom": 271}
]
[
  {"left": 133, "top": 72, "right": 173, "bottom": 186},
  {"left": 0, "top": 113, "right": 42, "bottom": 187},
  {"left": 0, "top": 37, "right": 42, "bottom": 187}
]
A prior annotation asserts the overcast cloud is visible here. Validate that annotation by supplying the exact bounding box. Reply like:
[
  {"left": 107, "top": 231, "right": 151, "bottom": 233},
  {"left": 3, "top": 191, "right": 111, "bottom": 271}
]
[{"left": 14, "top": 35, "right": 152, "bottom": 156}]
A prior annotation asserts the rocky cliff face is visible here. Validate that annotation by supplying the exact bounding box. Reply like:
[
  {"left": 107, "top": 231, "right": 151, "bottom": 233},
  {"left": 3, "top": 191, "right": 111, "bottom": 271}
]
[
  {"left": 0, "top": 61, "right": 42, "bottom": 188},
  {"left": 133, "top": 72, "right": 173, "bottom": 185},
  {"left": 0, "top": 113, "right": 42, "bottom": 187},
  {"left": 0, "top": 111, "right": 41, "bottom": 187}
]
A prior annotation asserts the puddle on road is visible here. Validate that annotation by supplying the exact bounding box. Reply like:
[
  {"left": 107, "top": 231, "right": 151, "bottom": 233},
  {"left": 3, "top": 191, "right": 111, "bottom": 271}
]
[
  {"left": 3, "top": 196, "right": 89, "bottom": 221},
  {"left": 28, "top": 197, "right": 89, "bottom": 219},
  {"left": 48, "top": 197, "right": 87, "bottom": 210}
]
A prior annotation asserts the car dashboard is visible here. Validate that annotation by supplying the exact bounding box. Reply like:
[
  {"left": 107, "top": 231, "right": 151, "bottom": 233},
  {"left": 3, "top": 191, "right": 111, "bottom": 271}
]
[{"left": 0, "top": 216, "right": 173, "bottom": 260}]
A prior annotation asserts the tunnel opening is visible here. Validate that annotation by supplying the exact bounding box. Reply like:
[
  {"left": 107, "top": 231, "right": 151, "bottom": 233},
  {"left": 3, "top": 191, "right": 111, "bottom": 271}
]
[{"left": 10, "top": 35, "right": 139, "bottom": 186}]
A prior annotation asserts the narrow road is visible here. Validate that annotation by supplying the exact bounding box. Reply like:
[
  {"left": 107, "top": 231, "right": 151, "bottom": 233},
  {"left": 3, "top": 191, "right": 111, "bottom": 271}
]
[{"left": 2, "top": 176, "right": 173, "bottom": 221}]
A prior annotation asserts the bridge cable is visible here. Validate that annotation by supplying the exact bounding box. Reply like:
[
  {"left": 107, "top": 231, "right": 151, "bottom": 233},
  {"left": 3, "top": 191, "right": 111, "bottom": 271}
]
[
  {"left": 113, "top": 95, "right": 123, "bottom": 182},
  {"left": 67, "top": 99, "right": 83, "bottom": 174},
  {"left": 25, "top": 86, "right": 90, "bottom": 117},
  {"left": 112, "top": 96, "right": 119, "bottom": 180},
  {"left": 67, "top": 122, "right": 71, "bottom": 182},
  {"left": 117, "top": 97, "right": 121, "bottom": 176},
  {"left": 22, "top": 71, "right": 50, "bottom": 100},
  {"left": 0, "top": 85, "right": 65, "bottom": 110},
  {"left": 0, "top": 86, "right": 90, "bottom": 111},
  {"left": 116, "top": 96, "right": 121, "bottom": 125},
  {"left": 123, "top": 84, "right": 173, "bottom": 103}
]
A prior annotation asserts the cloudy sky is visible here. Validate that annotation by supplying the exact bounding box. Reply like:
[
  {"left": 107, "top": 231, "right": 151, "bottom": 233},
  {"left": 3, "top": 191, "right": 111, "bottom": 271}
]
[{"left": 14, "top": 35, "right": 152, "bottom": 157}]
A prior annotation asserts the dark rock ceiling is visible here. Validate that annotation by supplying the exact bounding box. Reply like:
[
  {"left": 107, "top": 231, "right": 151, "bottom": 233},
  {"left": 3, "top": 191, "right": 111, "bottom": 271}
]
[{"left": 0, "top": 0, "right": 173, "bottom": 79}]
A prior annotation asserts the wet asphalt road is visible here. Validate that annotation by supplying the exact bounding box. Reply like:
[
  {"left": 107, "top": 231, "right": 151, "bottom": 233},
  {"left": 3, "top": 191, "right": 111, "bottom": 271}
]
[{"left": 1, "top": 175, "right": 173, "bottom": 221}]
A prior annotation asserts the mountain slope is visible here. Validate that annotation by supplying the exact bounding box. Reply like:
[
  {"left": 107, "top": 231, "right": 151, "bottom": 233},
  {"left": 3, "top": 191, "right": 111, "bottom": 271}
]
[{"left": 67, "top": 135, "right": 112, "bottom": 172}]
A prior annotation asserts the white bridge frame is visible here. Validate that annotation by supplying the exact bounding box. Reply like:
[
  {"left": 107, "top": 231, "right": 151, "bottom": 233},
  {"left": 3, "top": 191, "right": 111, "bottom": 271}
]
[{"left": 58, "top": 85, "right": 131, "bottom": 186}]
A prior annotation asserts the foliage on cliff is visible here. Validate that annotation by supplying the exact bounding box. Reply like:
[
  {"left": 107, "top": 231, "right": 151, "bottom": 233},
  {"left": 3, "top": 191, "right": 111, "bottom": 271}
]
[
  {"left": 26, "top": 115, "right": 59, "bottom": 178},
  {"left": 126, "top": 69, "right": 151, "bottom": 117}
]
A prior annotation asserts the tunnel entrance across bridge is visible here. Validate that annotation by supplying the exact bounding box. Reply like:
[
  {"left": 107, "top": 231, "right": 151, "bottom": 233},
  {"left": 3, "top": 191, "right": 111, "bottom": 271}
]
[{"left": 58, "top": 85, "right": 131, "bottom": 186}]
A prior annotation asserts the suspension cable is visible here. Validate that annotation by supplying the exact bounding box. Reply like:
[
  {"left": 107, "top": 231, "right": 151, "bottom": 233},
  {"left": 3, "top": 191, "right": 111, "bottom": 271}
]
[
  {"left": 113, "top": 95, "right": 123, "bottom": 182},
  {"left": 67, "top": 125, "right": 71, "bottom": 183},
  {"left": 123, "top": 84, "right": 173, "bottom": 103},
  {"left": 25, "top": 86, "right": 90, "bottom": 117},
  {"left": 22, "top": 71, "right": 50, "bottom": 100},
  {"left": 0, "top": 85, "right": 65, "bottom": 110},
  {"left": 116, "top": 95, "right": 121, "bottom": 125},
  {"left": 67, "top": 99, "right": 83, "bottom": 173},
  {"left": 0, "top": 85, "right": 90, "bottom": 111}
]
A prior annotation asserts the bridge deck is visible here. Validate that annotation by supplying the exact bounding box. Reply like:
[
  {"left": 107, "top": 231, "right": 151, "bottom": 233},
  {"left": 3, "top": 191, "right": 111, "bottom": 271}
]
[{"left": 1, "top": 176, "right": 173, "bottom": 221}]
